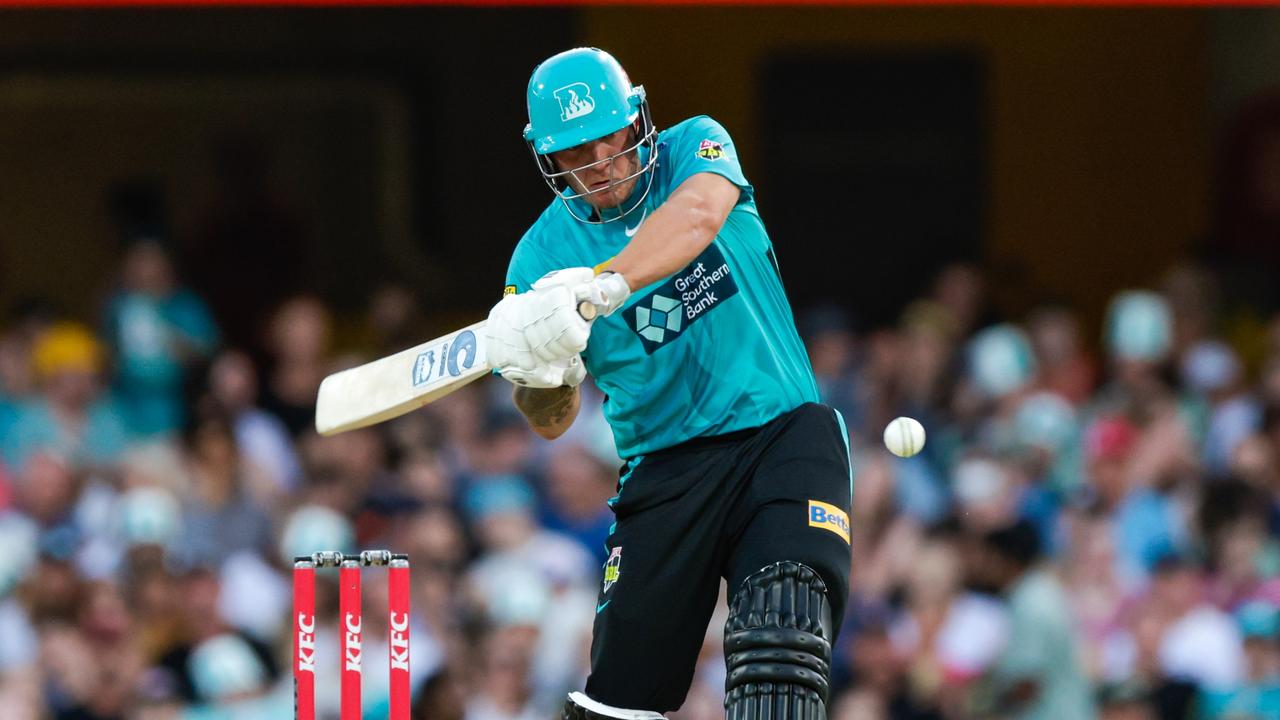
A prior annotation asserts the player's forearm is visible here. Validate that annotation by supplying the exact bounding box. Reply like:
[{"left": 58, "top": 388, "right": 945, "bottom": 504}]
[
  {"left": 608, "top": 197, "right": 717, "bottom": 289},
  {"left": 513, "top": 384, "right": 580, "bottom": 440},
  {"left": 607, "top": 174, "right": 738, "bottom": 290}
]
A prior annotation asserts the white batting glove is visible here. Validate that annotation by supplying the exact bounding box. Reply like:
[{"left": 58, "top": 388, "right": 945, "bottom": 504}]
[
  {"left": 485, "top": 276, "right": 591, "bottom": 384},
  {"left": 499, "top": 354, "right": 587, "bottom": 388},
  {"left": 514, "top": 268, "right": 596, "bottom": 364},
  {"left": 522, "top": 286, "right": 592, "bottom": 363},
  {"left": 484, "top": 294, "right": 539, "bottom": 374},
  {"left": 531, "top": 267, "right": 596, "bottom": 293},
  {"left": 535, "top": 267, "right": 632, "bottom": 318},
  {"left": 580, "top": 271, "right": 632, "bottom": 317}
]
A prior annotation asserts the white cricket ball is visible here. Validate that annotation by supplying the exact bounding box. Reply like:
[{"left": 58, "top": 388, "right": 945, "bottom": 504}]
[{"left": 883, "top": 416, "right": 926, "bottom": 458}]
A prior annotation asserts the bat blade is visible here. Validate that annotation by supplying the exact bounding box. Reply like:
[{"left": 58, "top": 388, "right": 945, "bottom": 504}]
[{"left": 315, "top": 320, "right": 489, "bottom": 436}]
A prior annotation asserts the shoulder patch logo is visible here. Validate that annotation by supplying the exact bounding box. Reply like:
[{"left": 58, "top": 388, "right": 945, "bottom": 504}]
[
  {"left": 808, "top": 500, "right": 851, "bottom": 545},
  {"left": 696, "top": 139, "right": 725, "bottom": 160},
  {"left": 503, "top": 285, "right": 517, "bottom": 297},
  {"left": 553, "top": 83, "right": 595, "bottom": 122}
]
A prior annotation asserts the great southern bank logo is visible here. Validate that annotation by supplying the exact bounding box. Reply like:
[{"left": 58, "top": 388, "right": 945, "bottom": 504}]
[
  {"left": 554, "top": 83, "right": 595, "bottom": 122},
  {"left": 623, "top": 244, "right": 739, "bottom": 354},
  {"left": 634, "top": 295, "right": 682, "bottom": 344}
]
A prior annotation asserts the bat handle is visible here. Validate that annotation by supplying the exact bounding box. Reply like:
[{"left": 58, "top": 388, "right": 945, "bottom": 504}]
[{"left": 577, "top": 301, "right": 601, "bottom": 321}]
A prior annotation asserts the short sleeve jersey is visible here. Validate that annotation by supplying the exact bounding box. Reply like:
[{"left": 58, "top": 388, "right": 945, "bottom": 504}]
[{"left": 505, "top": 116, "right": 819, "bottom": 458}]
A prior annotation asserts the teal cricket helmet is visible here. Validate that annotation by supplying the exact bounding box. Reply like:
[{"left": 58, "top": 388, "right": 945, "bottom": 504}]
[{"left": 524, "top": 47, "right": 657, "bottom": 223}]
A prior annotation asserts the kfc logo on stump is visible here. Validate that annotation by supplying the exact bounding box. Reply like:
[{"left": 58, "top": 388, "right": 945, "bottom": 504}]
[{"left": 344, "top": 613, "right": 363, "bottom": 673}]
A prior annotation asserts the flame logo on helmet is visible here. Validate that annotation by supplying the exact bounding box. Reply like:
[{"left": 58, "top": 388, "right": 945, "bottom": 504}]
[{"left": 553, "top": 83, "right": 596, "bottom": 122}]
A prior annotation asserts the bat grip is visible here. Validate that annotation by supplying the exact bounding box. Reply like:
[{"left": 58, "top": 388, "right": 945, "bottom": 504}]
[{"left": 577, "top": 301, "right": 601, "bottom": 321}]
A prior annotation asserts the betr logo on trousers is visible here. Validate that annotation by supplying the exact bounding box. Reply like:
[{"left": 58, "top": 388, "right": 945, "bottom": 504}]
[
  {"left": 807, "top": 500, "right": 851, "bottom": 545},
  {"left": 344, "top": 613, "right": 362, "bottom": 673}
]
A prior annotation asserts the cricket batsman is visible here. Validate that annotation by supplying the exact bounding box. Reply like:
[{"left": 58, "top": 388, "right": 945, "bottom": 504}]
[{"left": 483, "top": 48, "right": 853, "bottom": 720}]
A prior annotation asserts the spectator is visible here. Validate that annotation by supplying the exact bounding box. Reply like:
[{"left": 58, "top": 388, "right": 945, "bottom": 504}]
[
  {"left": 2, "top": 323, "right": 128, "bottom": 474},
  {"left": 171, "top": 407, "right": 273, "bottom": 570},
  {"left": 183, "top": 632, "right": 291, "bottom": 718},
  {"left": 465, "top": 626, "right": 541, "bottom": 720},
  {"left": 1197, "top": 600, "right": 1280, "bottom": 719},
  {"left": 1083, "top": 414, "right": 1190, "bottom": 585},
  {"left": 412, "top": 669, "right": 467, "bottom": 720},
  {"left": 1201, "top": 479, "right": 1280, "bottom": 612},
  {"left": 206, "top": 349, "right": 301, "bottom": 495},
  {"left": 0, "top": 513, "right": 39, "bottom": 717},
  {"left": 1011, "top": 390, "right": 1082, "bottom": 513},
  {"left": 1161, "top": 263, "right": 1222, "bottom": 361},
  {"left": 848, "top": 447, "right": 925, "bottom": 603},
  {"left": 397, "top": 504, "right": 467, "bottom": 678},
  {"left": 931, "top": 262, "right": 991, "bottom": 341},
  {"left": 1027, "top": 306, "right": 1096, "bottom": 406},
  {"left": 464, "top": 475, "right": 595, "bottom": 606},
  {"left": 363, "top": 282, "right": 429, "bottom": 359},
  {"left": 842, "top": 613, "right": 909, "bottom": 717},
  {"left": 888, "top": 535, "right": 1008, "bottom": 714},
  {"left": 539, "top": 442, "right": 615, "bottom": 565},
  {"left": 1143, "top": 553, "right": 1245, "bottom": 691},
  {"left": 103, "top": 238, "right": 218, "bottom": 438},
  {"left": 952, "top": 454, "right": 1021, "bottom": 535},
  {"left": 397, "top": 449, "right": 456, "bottom": 507},
  {"left": 1182, "top": 340, "right": 1260, "bottom": 475},
  {"left": 0, "top": 326, "right": 37, "bottom": 472},
  {"left": 40, "top": 580, "right": 145, "bottom": 718},
  {"left": 802, "top": 305, "right": 863, "bottom": 430},
  {"left": 302, "top": 424, "right": 391, "bottom": 522},
  {"left": 973, "top": 520, "right": 1093, "bottom": 720},
  {"left": 1060, "top": 504, "right": 1129, "bottom": 680},
  {"left": 258, "top": 296, "right": 331, "bottom": 437}
]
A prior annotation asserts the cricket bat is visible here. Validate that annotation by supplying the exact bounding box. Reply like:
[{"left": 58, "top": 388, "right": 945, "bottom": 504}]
[{"left": 315, "top": 302, "right": 598, "bottom": 436}]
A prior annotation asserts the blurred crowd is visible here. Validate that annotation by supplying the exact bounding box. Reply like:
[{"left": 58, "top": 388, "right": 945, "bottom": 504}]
[{"left": 2, "top": 236, "right": 1280, "bottom": 720}]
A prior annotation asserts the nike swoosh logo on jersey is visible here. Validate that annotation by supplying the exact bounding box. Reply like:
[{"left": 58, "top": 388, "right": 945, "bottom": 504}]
[
  {"left": 596, "top": 600, "right": 611, "bottom": 614},
  {"left": 623, "top": 209, "right": 647, "bottom": 238}
]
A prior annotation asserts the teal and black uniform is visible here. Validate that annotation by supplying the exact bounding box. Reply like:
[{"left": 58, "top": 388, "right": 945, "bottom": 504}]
[
  {"left": 507, "top": 116, "right": 852, "bottom": 712},
  {"left": 506, "top": 115, "right": 820, "bottom": 458}
]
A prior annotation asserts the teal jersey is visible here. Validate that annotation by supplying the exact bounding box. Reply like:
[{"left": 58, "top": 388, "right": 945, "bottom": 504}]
[{"left": 506, "top": 115, "right": 819, "bottom": 457}]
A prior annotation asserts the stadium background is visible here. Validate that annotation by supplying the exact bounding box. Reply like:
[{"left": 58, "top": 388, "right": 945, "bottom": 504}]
[{"left": 2, "top": 4, "right": 1280, "bottom": 720}]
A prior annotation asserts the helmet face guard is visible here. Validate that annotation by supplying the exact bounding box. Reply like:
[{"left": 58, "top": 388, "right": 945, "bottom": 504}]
[
  {"left": 522, "top": 48, "right": 659, "bottom": 225},
  {"left": 527, "top": 100, "right": 658, "bottom": 224}
]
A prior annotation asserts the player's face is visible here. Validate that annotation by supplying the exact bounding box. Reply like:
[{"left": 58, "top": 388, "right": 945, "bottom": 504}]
[{"left": 550, "top": 125, "right": 641, "bottom": 210}]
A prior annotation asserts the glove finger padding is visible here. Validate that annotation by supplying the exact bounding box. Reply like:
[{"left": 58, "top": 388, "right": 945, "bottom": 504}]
[
  {"left": 485, "top": 295, "right": 538, "bottom": 372},
  {"left": 500, "top": 364, "right": 561, "bottom": 388},
  {"left": 560, "top": 354, "right": 587, "bottom": 387},
  {"left": 499, "top": 355, "right": 586, "bottom": 388},
  {"left": 524, "top": 287, "right": 591, "bottom": 364}
]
